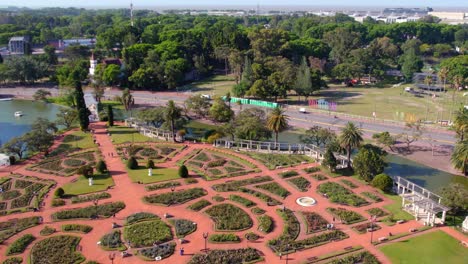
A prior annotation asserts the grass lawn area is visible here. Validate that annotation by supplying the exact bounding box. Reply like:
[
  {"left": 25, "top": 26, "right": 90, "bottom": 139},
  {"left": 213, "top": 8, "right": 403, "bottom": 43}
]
[
  {"left": 380, "top": 230, "right": 468, "bottom": 264},
  {"left": 179, "top": 75, "right": 236, "bottom": 96},
  {"left": 100, "top": 100, "right": 127, "bottom": 121},
  {"left": 109, "top": 126, "right": 157, "bottom": 144},
  {"left": 50, "top": 130, "right": 95, "bottom": 155},
  {"left": 127, "top": 166, "right": 180, "bottom": 184},
  {"left": 383, "top": 194, "right": 415, "bottom": 223},
  {"left": 62, "top": 173, "right": 115, "bottom": 195},
  {"left": 283, "top": 83, "right": 467, "bottom": 122}
]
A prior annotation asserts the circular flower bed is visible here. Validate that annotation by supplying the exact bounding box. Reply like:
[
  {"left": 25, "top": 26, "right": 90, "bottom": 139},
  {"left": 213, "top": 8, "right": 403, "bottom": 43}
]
[
  {"left": 296, "top": 197, "right": 317, "bottom": 207},
  {"left": 63, "top": 159, "right": 85, "bottom": 167},
  {"left": 139, "top": 148, "right": 159, "bottom": 157}
]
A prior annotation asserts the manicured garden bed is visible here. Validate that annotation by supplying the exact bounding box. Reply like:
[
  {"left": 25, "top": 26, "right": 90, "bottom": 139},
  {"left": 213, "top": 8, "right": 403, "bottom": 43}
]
[
  {"left": 361, "top": 192, "right": 383, "bottom": 202},
  {"left": 287, "top": 177, "right": 310, "bottom": 192},
  {"left": 40, "top": 226, "right": 56, "bottom": 236},
  {"left": 205, "top": 204, "right": 253, "bottom": 231},
  {"left": 270, "top": 230, "right": 348, "bottom": 253},
  {"left": 0, "top": 216, "right": 41, "bottom": 243},
  {"left": 127, "top": 167, "right": 180, "bottom": 184},
  {"left": 143, "top": 188, "right": 207, "bottom": 206},
  {"left": 138, "top": 242, "right": 176, "bottom": 261},
  {"left": 29, "top": 151, "right": 99, "bottom": 177},
  {"left": 212, "top": 176, "right": 272, "bottom": 192},
  {"left": 275, "top": 209, "right": 300, "bottom": 242},
  {"left": 62, "top": 173, "right": 114, "bottom": 196},
  {"left": 303, "top": 167, "right": 321, "bottom": 174},
  {"left": 108, "top": 125, "right": 155, "bottom": 144},
  {"left": 61, "top": 224, "right": 93, "bottom": 233},
  {"left": 145, "top": 181, "right": 182, "bottom": 191},
  {"left": 255, "top": 182, "right": 290, "bottom": 198},
  {"left": 239, "top": 188, "right": 282, "bottom": 205},
  {"left": 340, "top": 179, "right": 358, "bottom": 188},
  {"left": 258, "top": 215, "right": 274, "bottom": 233},
  {"left": 317, "top": 182, "right": 368, "bottom": 207},
  {"left": 187, "top": 248, "right": 263, "bottom": 264},
  {"left": 244, "top": 152, "right": 314, "bottom": 169},
  {"left": 51, "top": 201, "right": 125, "bottom": 220},
  {"left": 70, "top": 192, "right": 111, "bottom": 204},
  {"left": 187, "top": 199, "right": 211, "bottom": 211},
  {"left": 209, "top": 233, "right": 240, "bottom": 243},
  {"left": 279, "top": 170, "right": 299, "bottom": 178},
  {"left": 351, "top": 222, "right": 381, "bottom": 234},
  {"left": 325, "top": 251, "right": 380, "bottom": 264},
  {"left": 124, "top": 219, "right": 173, "bottom": 248},
  {"left": 30, "top": 235, "right": 84, "bottom": 264},
  {"left": 100, "top": 230, "right": 126, "bottom": 251},
  {"left": 301, "top": 212, "right": 328, "bottom": 234},
  {"left": 116, "top": 143, "right": 183, "bottom": 163},
  {"left": 2, "top": 257, "right": 22, "bottom": 264},
  {"left": 310, "top": 174, "right": 328, "bottom": 181},
  {"left": 6, "top": 234, "right": 35, "bottom": 255},
  {"left": 326, "top": 208, "right": 365, "bottom": 225},
  {"left": 170, "top": 219, "right": 197, "bottom": 237},
  {"left": 366, "top": 208, "right": 389, "bottom": 217},
  {"left": 251, "top": 207, "right": 266, "bottom": 215},
  {"left": 125, "top": 212, "right": 159, "bottom": 225},
  {"left": 229, "top": 194, "right": 256, "bottom": 208}
]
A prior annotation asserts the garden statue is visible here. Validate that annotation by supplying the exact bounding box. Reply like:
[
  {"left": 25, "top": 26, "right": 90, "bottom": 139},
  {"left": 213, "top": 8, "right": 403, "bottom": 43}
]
[
  {"left": 88, "top": 177, "right": 93, "bottom": 186},
  {"left": 462, "top": 216, "right": 468, "bottom": 233},
  {"left": 148, "top": 168, "right": 153, "bottom": 176}
]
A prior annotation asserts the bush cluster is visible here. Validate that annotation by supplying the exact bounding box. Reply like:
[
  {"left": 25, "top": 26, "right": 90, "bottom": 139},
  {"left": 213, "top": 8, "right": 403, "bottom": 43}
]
[
  {"left": 71, "top": 192, "right": 111, "bottom": 204},
  {"left": 124, "top": 220, "right": 172, "bottom": 247},
  {"left": 2, "top": 257, "right": 22, "bottom": 264},
  {"left": 212, "top": 176, "right": 272, "bottom": 192},
  {"left": 255, "top": 182, "right": 290, "bottom": 198},
  {"left": 209, "top": 233, "right": 240, "bottom": 243},
  {"left": 0, "top": 217, "right": 41, "bottom": 243},
  {"left": 318, "top": 182, "right": 368, "bottom": 207},
  {"left": 258, "top": 215, "right": 274, "bottom": 233},
  {"left": 361, "top": 192, "right": 383, "bottom": 202},
  {"left": 138, "top": 242, "right": 176, "bottom": 260},
  {"left": 125, "top": 212, "right": 159, "bottom": 225},
  {"left": 303, "top": 167, "right": 321, "bottom": 174},
  {"left": 187, "top": 199, "right": 211, "bottom": 211},
  {"left": 279, "top": 170, "right": 299, "bottom": 178},
  {"left": 302, "top": 212, "right": 328, "bottom": 233},
  {"left": 229, "top": 195, "right": 256, "bottom": 208},
  {"left": 61, "top": 224, "right": 93, "bottom": 233},
  {"left": 143, "top": 188, "right": 207, "bottom": 206},
  {"left": 206, "top": 159, "right": 226, "bottom": 168},
  {"left": 6, "top": 234, "right": 35, "bottom": 255},
  {"left": 52, "top": 202, "right": 125, "bottom": 220},
  {"left": 239, "top": 188, "right": 281, "bottom": 205},
  {"left": 30, "top": 235, "right": 84, "bottom": 264},
  {"left": 205, "top": 204, "right": 253, "bottom": 231},
  {"left": 100, "top": 230, "right": 124, "bottom": 249},
  {"left": 327, "top": 208, "right": 365, "bottom": 224},
  {"left": 327, "top": 251, "right": 380, "bottom": 264},
  {"left": 172, "top": 219, "right": 197, "bottom": 237},
  {"left": 287, "top": 177, "right": 310, "bottom": 192},
  {"left": 366, "top": 208, "right": 388, "bottom": 217},
  {"left": 187, "top": 248, "right": 262, "bottom": 264},
  {"left": 39, "top": 226, "right": 56, "bottom": 236}
]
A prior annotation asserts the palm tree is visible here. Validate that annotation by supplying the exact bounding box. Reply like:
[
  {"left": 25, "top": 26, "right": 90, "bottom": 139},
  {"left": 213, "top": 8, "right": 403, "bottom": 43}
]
[
  {"left": 339, "top": 122, "right": 363, "bottom": 169},
  {"left": 424, "top": 75, "right": 433, "bottom": 88},
  {"left": 225, "top": 92, "right": 231, "bottom": 109},
  {"left": 120, "top": 88, "right": 134, "bottom": 111},
  {"left": 437, "top": 67, "right": 448, "bottom": 92},
  {"left": 453, "top": 108, "right": 468, "bottom": 141},
  {"left": 164, "top": 100, "right": 181, "bottom": 142},
  {"left": 266, "top": 107, "right": 289, "bottom": 148},
  {"left": 451, "top": 140, "right": 468, "bottom": 176}
]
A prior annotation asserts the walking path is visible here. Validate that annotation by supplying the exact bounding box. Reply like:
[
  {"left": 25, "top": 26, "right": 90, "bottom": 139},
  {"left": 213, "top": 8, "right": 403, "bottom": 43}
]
[{"left": 0, "top": 122, "right": 463, "bottom": 264}]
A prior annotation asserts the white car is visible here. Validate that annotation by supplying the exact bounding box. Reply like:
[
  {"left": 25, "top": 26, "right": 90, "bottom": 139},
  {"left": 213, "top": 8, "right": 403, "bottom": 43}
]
[
  {"left": 299, "top": 108, "right": 307, "bottom": 113},
  {"left": 200, "top": 94, "right": 211, "bottom": 99}
]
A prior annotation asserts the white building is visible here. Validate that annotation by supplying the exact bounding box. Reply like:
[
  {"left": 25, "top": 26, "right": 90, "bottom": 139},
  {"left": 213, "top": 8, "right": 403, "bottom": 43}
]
[{"left": 0, "top": 153, "right": 10, "bottom": 166}]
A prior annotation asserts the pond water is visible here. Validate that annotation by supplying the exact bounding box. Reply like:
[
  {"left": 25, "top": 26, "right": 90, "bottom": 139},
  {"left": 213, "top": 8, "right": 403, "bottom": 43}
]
[
  {"left": 0, "top": 100, "right": 61, "bottom": 145},
  {"left": 278, "top": 131, "right": 468, "bottom": 193}
]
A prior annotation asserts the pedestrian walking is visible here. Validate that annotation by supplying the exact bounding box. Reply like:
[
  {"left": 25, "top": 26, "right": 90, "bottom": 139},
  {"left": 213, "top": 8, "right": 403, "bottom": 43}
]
[
  {"left": 180, "top": 247, "right": 184, "bottom": 256},
  {"left": 333, "top": 217, "right": 335, "bottom": 222}
]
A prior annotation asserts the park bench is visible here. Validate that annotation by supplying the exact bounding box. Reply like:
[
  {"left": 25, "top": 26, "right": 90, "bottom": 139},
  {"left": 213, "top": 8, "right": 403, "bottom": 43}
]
[
  {"left": 378, "top": 237, "right": 387, "bottom": 242},
  {"left": 396, "top": 220, "right": 405, "bottom": 224}
]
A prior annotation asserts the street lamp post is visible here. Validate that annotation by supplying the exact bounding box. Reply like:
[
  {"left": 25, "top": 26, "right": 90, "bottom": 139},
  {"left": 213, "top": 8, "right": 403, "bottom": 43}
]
[
  {"left": 93, "top": 199, "right": 99, "bottom": 219},
  {"left": 285, "top": 243, "right": 290, "bottom": 264},
  {"left": 202, "top": 232, "right": 208, "bottom": 252},
  {"left": 108, "top": 253, "right": 115, "bottom": 264},
  {"left": 370, "top": 215, "right": 376, "bottom": 243}
]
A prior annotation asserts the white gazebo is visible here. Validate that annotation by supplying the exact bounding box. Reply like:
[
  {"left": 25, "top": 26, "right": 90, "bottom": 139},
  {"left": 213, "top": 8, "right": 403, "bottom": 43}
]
[{"left": 0, "top": 153, "right": 11, "bottom": 166}]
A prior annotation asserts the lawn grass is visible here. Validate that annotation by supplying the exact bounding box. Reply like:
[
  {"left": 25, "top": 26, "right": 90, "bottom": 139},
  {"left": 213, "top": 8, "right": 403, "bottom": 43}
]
[
  {"left": 179, "top": 75, "right": 236, "bottom": 96},
  {"left": 61, "top": 173, "right": 114, "bottom": 196},
  {"left": 283, "top": 83, "right": 467, "bottom": 122},
  {"left": 382, "top": 194, "right": 414, "bottom": 223},
  {"left": 109, "top": 126, "right": 157, "bottom": 144},
  {"left": 100, "top": 100, "right": 127, "bottom": 121},
  {"left": 127, "top": 166, "right": 180, "bottom": 184},
  {"left": 50, "top": 130, "right": 95, "bottom": 155},
  {"left": 379, "top": 230, "right": 468, "bottom": 264}
]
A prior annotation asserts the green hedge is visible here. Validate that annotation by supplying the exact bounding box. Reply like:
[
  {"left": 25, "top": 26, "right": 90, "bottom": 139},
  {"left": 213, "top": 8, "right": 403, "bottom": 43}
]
[
  {"left": 145, "top": 181, "right": 181, "bottom": 191},
  {"left": 171, "top": 219, "right": 197, "bottom": 237},
  {"left": 125, "top": 212, "right": 159, "bottom": 225},
  {"left": 6, "top": 234, "right": 35, "bottom": 255},
  {"left": 279, "top": 170, "right": 299, "bottom": 178},
  {"left": 30, "top": 235, "right": 84, "bottom": 264},
  {"left": 100, "top": 230, "right": 125, "bottom": 250},
  {"left": 187, "top": 199, "right": 211, "bottom": 211},
  {"left": 124, "top": 220, "right": 172, "bottom": 248},
  {"left": 138, "top": 242, "right": 176, "bottom": 260},
  {"left": 187, "top": 248, "right": 262, "bottom": 264},
  {"left": 325, "top": 251, "right": 380, "bottom": 264},
  {"left": 229, "top": 195, "right": 256, "bottom": 208},
  {"left": 327, "top": 208, "right": 365, "bottom": 224},
  {"left": 239, "top": 188, "right": 282, "bottom": 205},
  {"left": 318, "top": 182, "right": 368, "bottom": 207},
  {"left": 209, "top": 233, "right": 240, "bottom": 243},
  {"left": 205, "top": 204, "right": 253, "bottom": 231},
  {"left": 2, "top": 257, "right": 22, "bottom": 264},
  {"left": 143, "top": 188, "right": 207, "bottom": 206},
  {"left": 212, "top": 176, "right": 272, "bottom": 192},
  {"left": 287, "top": 177, "right": 310, "bottom": 192},
  {"left": 0, "top": 216, "right": 41, "bottom": 243},
  {"left": 255, "top": 182, "right": 290, "bottom": 198},
  {"left": 52, "top": 201, "right": 125, "bottom": 220},
  {"left": 61, "top": 224, "right": 93, "bottom": 233},
  {"left": 258, "top": 215, "right": 274, "bottom": 233},
  {"left": 71, "top": 192, "right": 111, "bottom": 204}
]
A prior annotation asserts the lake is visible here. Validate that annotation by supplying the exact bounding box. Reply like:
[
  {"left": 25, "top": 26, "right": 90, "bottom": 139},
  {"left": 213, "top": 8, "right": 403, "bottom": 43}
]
[{"left": 0, "top": 100, "right": 61, "bottom": 145}]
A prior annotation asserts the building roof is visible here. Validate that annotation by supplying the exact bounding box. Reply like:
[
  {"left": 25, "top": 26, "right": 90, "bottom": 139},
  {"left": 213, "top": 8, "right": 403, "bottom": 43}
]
[
  {"left": 103, "top": 58, "right": 122, "bottom": 66},
  {"left": 9, "top": 36, "right": 27, "bottom": 41}
]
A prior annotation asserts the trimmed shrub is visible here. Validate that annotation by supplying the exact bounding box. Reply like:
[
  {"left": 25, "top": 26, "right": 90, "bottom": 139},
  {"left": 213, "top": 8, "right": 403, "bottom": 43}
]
[
  {"left": 187, "top": 199, "right": 211, "bottom": 211},
  {"left": 52, "top": 202, "right": 125, "bottom": 220},
  {"left": 146, "top": 159, "right": 155, "bottom": 169},
  {"left": 251, "top": 207, "right": 266, "bottom": 215},
  {"left": 371, "top": 173, "right": 393, "bottom": 192},
  {"left": 245, "top": 232, "right": 260, "bottom": 241},
  {"left": 61, "top": 224, "right": 93, "bottom": 233},
  {"left": 229, "top": 195, "right": 256, "bottom": 207},
  {"left": 255, "top": 182, "right": 290, "bottom": 198},
  {"left": 258, "top": 215, "right": 274, "bottom": 233},
  {"left": 96, "top": 160, "right": 107, "bottom": 173},
  {"left": 126, "top": 212, "right": 158, "bottom": 225},
  {"left": 100, "top": 230, "right": 124, "bottom": 250},
  {"left": 40, "top": 226, "right": 56, "bottom": 236},
  {"left": 6, "top": 234, "right": 35, "bottom": 255},
  {"left": 178, "top": 165, "right": 189, "bottom": 178},
  {"left": 279, "top": 170, "right": 299, "bottom": 178},
  {"left": 127, "top": 157, "right": 138, "bottom": 169},
  {"left": 327, "top": 208, "right": 365, "bottom": 224},
  {"left": 171, "top": 219, "right": 197, "bottom": 237},
  {"left": 71, "top": 192, "right": 111, "bottom": 204},
  {"left": 209, "top": 233, "right": 240, "bottom": 243},
  {"left": 52, "top": 199, "right": 66, "bottom": 207},
  {"left": 54, "top": 187, "right": 64, "bottom": 198}
]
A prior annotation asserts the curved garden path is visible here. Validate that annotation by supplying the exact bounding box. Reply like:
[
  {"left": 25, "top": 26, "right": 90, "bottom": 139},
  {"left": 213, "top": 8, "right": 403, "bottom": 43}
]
[{"left": 1, "top": 121, "right": 463, "bottom": 264}]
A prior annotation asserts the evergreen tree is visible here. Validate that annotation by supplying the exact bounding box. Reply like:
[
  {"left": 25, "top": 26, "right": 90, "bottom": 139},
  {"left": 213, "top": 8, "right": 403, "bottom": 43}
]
[
  {"left": 127, "top": 157, "right": 138, "bottom": 170},
  {"left": 146, "top": 159, "right": 155, "bottom": 169},
  {"left": 401, "top": 48, "right": 423, "bottom": 81},
  {"left": 178, "top": 165, "right": 189, "bottom": 178},
  {"left": 241, "top": 56, "right": 253, "bottom": 86},
  {"left": 74, "top": 82, "right": 90, "bottom": 130},
  {"left": 293, "top": 57, "right": 313, "bottom": 100},
  {"left": 322, "top": 148, "right": 337, "bottom": 172},
  {"left": 107, "top": 105, "right": 114, "bottom": 127},
  {"left": 96, "top": 160, "right": 107, "bottom": 173}
]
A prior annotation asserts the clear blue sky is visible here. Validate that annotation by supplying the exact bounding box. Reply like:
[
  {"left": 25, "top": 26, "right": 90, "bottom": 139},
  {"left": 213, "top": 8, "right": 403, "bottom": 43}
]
[{"left": 1, "top": 0, "right": 467, "bottom": 8}]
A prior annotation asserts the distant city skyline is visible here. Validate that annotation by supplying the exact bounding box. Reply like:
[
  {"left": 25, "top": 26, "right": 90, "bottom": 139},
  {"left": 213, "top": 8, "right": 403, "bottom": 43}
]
[{"left": 1, "top": 0, "right": 468, "bottom": 9}]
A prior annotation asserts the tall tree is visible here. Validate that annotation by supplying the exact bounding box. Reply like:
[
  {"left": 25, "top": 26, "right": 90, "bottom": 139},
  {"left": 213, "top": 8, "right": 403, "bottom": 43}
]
[
  {"left": 56, "top": 107, "right": 78, "bottom": 129},
  {"left": 164, "top": 100, "right": 182, "bottom": 142},
  {"left": 74, "top": 82, "right": 90, "bottom": 131},
  {"left": 241, "top": 56, "right": 254, "bottom": 86},
  {"left": 339, "top": 122, "right": 363, "bottom": 169},
  {"left": 209, "top": 97, "right": 233, "bottom": 123},
  {"left": 234, "top": 108, "right": 271, "bottom": 141},
  {"left": 451, "top": 140, "right": 468, "bottom": 176},
  {"left": 400, "top": 48, "right": 423, "bottom": 81},
  {"left": 107, "top": 105, "right": 114, "bottom": 127},
  {"left": 266, "top": 107, "right": 289, "bottom": 147},
  {"left": 353, "top": 144, "right": 387, "bottom": 182},
  {"left": 1, "top": 136, "right": 28, "bottom": 159},
  {"left": 33, "top": 89, "right": 51, "bottom": 101},
  {"left": 438, "top": 67, "right": 449, "bottom": 92},
  {"left": 440, "top": 183, "right": 468, "bottom": 214},
  {"left": 120, "top": 88, "right": 134, "bottom": 112},
  {"left": 300, "top": 126, "right": 336, "bottom": 148},
  {"left": 294, "top": 57, "right": 313, "bottom": 100},
  {"left": 453, "top": 108, "right": 468, "bottom": 141},
  {"left": 43, "top": 44, "right": 58, "bottom": 65}
]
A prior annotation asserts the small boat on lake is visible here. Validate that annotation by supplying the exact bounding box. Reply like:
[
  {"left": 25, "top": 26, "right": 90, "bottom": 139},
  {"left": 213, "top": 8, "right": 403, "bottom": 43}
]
[{"left": 14, "top": 111, "right": 23, "bottom": 117}]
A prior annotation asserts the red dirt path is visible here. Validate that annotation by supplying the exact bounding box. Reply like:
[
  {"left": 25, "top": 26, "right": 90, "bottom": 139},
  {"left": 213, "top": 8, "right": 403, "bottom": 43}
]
[{"left": 0, "top": 122, "right": 464, "bottom": 264}]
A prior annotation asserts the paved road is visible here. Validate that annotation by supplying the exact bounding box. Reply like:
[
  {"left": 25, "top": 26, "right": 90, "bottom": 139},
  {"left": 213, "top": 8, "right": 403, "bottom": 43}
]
[{"left": 2, "top": 87, "right": 457, "bottom": 145}]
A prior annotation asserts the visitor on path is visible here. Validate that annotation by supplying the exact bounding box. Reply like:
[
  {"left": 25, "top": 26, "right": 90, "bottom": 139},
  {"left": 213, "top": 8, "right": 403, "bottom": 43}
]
[
  {"left": 333, "top": 217, "right": 335, "bottom": 222},
  {"left": 180, "top": 248, "right": 184, "bottom": 256}
]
